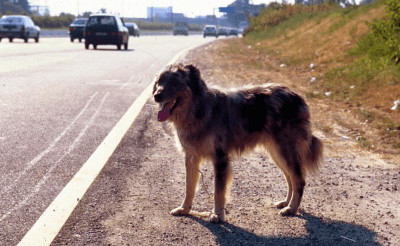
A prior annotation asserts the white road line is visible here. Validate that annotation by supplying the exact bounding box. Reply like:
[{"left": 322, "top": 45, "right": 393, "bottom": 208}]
[
  {"left": 0, "top": 92, "right": 98, "bottom": 194},
  {"left": 120, "top": 83, "right": 128, "bottom": 90},
  {"left": 18, "top": 42, "right": 209, "bottom": 246},
  {"left": 0, "top": 93, "right": 109, "bottom": 223},
  {"left": 101, "top": 80, "right": 120, "bottom": 83}
]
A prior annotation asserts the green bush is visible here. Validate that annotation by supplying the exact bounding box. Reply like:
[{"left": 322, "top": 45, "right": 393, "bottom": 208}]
[
  {"left": 365, "top": 0, "right": 400, "bottom": 61},
  {"left": 31, "top": 15, "right": 75, "bottom": 29}
]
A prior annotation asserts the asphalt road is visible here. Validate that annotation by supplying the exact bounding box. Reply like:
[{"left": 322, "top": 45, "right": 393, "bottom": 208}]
[
  {"left": 0, "top": 36, "right": 212, "bottom": 245},
  {"left": 39, "top": 29, "right": 203, "bottom": 37}
]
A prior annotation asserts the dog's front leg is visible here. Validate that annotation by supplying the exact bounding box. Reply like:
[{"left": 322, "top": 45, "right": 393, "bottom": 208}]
[
  {"left": 170, "top": 153, "right": 201, "bottom": 216},
  {"left": 210, "top": 148, "right": 232, "bottom": 223}
]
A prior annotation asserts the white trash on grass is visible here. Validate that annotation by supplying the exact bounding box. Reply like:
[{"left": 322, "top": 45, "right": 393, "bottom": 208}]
[{"left": 391, "top": 100, "right": 399, "bottom": 110}]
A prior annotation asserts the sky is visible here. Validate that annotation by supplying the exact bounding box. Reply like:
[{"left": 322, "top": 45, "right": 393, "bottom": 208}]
[{"left": 30, "top": 0, "right": 295, "bottom": 18}]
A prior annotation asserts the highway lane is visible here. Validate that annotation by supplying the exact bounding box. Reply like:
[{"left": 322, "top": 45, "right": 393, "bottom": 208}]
[
  {"left": 38, "top": 29, "right": 203, "bottom": 37},
  {"left": 0, "top": 36, "right": 212, "bottom": 245}
]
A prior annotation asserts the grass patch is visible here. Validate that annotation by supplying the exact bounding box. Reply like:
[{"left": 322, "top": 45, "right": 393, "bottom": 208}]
[
  {"left": 322, "top": 125, "right": 333, "bottom": 134},
  {"left": 305, "top": 91, "right": 323, "bottom": 99},
  {"left": 246, "top": 11, "right": 331, "bottom": 43},
  {"left": 359, "top": 109, "right": 376, "bottom": 122},
  {"left": 357, "top": 135, "right": 372, "bottom": 149}
]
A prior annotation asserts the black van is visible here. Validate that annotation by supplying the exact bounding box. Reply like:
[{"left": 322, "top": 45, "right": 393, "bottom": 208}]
[{"left": 84, "top": 14, "right": 129, "bottom": 50}]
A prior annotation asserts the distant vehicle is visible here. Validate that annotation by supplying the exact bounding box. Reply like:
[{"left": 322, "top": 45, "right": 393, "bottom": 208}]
[
  {"left": 229, "top": 28, "right": 239, "bottom": 36},
  {"left": 69, "top": 18, "right": 88, "bottom": 42},
  {"left": 84, "top": 14, "right": 129, "bottom": 50},
  {"left": 173, "top": 22, "right": 189, "bottom": 36},
  {"left": 125, "top": 22, "right": 140, "bottom": 37},
  {"left": 203, "top": 25, "right": 217, "bottom": 38},
  {"left": 0, "top": 15, "right": 40, "bottom": 43},
  {"left": 217, "top": 27, "right": 229, "bottom": 37}
]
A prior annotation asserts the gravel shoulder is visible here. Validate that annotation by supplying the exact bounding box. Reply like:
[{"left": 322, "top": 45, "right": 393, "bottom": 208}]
[{"left": 52, "top": 39, "right": 400, "bottom": 246}]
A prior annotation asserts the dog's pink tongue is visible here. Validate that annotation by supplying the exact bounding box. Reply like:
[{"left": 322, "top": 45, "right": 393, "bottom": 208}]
[{"left": 157, "top": 101, "right": 173, "bottom": 122}]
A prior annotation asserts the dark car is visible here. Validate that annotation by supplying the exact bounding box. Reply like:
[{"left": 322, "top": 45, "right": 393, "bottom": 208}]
[
  {"left": 203, "top": 25, "right": 217, "bottom": 38},
  {"left": 125, "top": 22, "right": 140, "bottom": 37},
  {"left": 217, "top": 27, "right": 229, "bottom": 37},
  {"left": 69, "top": 18, "right": 87, "bottom": 42},
  {"left": 84, "top": 14, "right": 129, "bottom": 50},
  {"left": 229, "top": 28, "right": 239, "bottom": 36},
  {"left": 0, "top": 15, "right": 40, "bottom": 43},
  {"left": 173, "top": 22, "right": 189, "bottom": 36}
]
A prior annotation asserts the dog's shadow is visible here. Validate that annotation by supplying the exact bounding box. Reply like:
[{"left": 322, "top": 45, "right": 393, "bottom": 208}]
[{"left": 188, "top": 211, "right": 382, "bottom": 246}]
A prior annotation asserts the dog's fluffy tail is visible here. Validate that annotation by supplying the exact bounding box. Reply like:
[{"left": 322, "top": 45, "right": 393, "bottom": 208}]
[{"left": 304, "top": 136, "right": 324, "bottom": 173}]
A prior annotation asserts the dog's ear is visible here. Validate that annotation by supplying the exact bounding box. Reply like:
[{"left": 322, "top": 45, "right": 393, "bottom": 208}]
[
  {"left": 184, "top": 64, "right": 206, "bottom": 96},
  {"left": 184, "top": 64, "right": 201, "bottom": 79}
]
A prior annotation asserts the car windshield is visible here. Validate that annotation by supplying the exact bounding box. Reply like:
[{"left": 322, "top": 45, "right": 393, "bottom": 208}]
[
  {"left": 174, "top": 22, "right": 187, "bottom": 27},
  {"left": 87, "top": 16, "right": 115, "bottom": 26},
  {"left": 72, "top": 19, "right": 87, "bottom": 25},
  {"left": 0, "top": 17, "right": 23, "bottom": 24},
  {"left": 205, "top": 27, "right": 215, "bottom": 31}
]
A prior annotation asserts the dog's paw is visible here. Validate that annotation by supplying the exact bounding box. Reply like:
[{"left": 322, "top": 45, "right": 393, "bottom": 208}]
[
  {"left": 279, "top": 206, "right": 297, "bottom": 216},
  {"left": 275, "top": 200, "right": 289, "bottom": 209},
  {"left": 170, "top": 207, "right": 190, "bottom": 216},
  {"left": 209, "top": 209, "right": 225, "bottom": 223},
  {"left": 209, "top": 213, "right": 224, "bottom": 223}
]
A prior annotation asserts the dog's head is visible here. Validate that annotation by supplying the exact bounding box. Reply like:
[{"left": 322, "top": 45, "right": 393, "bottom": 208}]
[{"left": 153, "top": 63, "right": 205, "bottom": 122}]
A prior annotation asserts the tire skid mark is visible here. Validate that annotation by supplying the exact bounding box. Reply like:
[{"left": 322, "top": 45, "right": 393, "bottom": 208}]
[
  {"left": 0, "top": 93, "right": 110, "bottom": 222},
  {"left": 0, "top": 92, "right": 98, "bottom": 195}
]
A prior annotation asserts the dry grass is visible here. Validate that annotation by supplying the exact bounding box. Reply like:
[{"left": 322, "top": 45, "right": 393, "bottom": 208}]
[{"left": 247, "top": 6, "right": 386, "bottom": 70}]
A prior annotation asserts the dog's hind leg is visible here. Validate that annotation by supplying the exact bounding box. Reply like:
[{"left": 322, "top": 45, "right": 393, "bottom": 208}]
[
  {"left": 279, "top": 153, "right": 306, "bottom": 216},
  {"left": 266, "top": 141, "right": 305, "bottom": 216},
  {"left": 170, "top": 153, "right": 201, "bottom": 216},
  {"left": 274, "top": 171, "right": 293, "bottom": 209},
  {"left": 265, "top": 143, "right": 293, "bottom": 210},
  {"left": 210, "top": 148, "right": 233, "bottom": 223}
]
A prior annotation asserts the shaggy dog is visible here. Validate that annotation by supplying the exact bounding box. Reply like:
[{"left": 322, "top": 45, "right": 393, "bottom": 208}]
[{"left": 153, "top": 63, "right": 323, "bottom": 223}]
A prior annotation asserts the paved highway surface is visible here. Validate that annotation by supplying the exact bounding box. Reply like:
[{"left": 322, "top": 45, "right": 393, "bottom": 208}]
[
  {"left": 0, "top": 36, "right": 212, "bottom": 245},
  {"left": 39, "top": 29, "right": 203, "bottom": 37}
]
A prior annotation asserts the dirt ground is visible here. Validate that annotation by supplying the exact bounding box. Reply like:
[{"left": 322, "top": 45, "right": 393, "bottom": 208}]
[{"left": 53, "top": 39, "right": 400, "bottom": 246}]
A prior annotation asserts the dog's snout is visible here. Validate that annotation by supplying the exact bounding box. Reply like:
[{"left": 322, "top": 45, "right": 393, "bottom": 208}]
[{"left": 154, "top": 93, "right": 163, "bottom": 102}]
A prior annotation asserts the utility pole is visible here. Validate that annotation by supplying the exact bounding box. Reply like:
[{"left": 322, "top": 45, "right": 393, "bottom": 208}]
[{"left": 171, "top": 7, "right": 173, "bottom": 24}]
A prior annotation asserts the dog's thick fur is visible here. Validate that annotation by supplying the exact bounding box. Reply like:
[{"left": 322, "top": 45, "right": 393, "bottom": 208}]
[{"left": 153, "top": 63, "right": 323, "bottom": 223}]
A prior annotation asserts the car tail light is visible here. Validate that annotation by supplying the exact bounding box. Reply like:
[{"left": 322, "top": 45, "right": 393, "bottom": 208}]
[
  {"left": 69, "top": 27, "right": 75, "bottom": 32},
  {"left": 84, "top": 31, "right": 93, "bottom": 36},
  {"left": 112, "top": 32, "right": 124, "bottom": 36}
]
